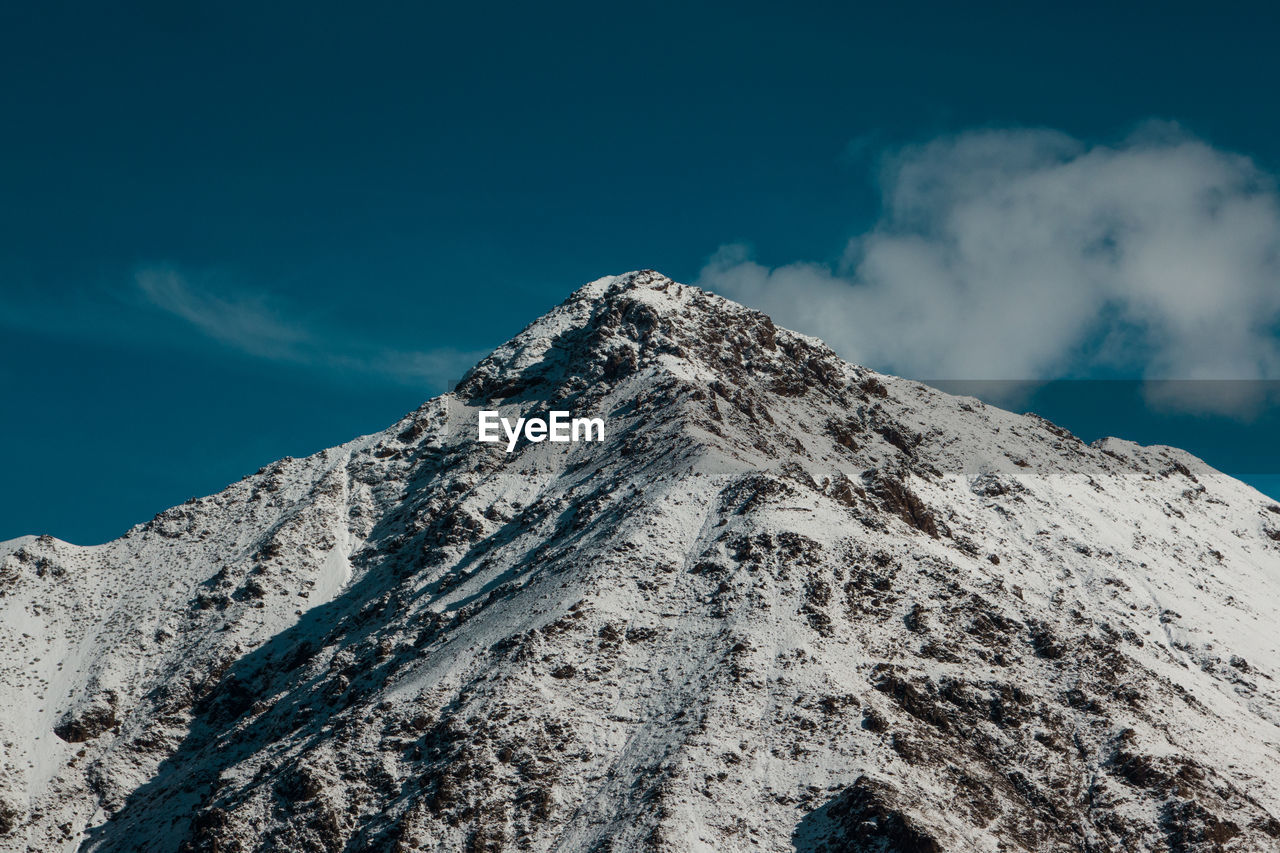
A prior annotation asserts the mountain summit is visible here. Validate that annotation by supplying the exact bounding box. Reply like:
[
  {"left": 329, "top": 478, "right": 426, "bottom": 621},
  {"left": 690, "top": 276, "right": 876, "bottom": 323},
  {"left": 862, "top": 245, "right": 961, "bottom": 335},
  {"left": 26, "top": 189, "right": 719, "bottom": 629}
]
[{"left": 2, "top": 271, "right": 1279, "bottom": 852}]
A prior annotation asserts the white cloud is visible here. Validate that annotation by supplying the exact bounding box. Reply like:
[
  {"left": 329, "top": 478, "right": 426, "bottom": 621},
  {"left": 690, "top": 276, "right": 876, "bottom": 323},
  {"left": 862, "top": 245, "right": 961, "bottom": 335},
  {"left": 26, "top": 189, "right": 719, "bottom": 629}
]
[
  {"left": 698, "top": 124, "right": 1280, "bottom": 412},
  {"left": 135, "top": 267, "right": 486, "bottom": 389},
  {"left": 136, "top": 268, "right": 311, "bottom": 360}
]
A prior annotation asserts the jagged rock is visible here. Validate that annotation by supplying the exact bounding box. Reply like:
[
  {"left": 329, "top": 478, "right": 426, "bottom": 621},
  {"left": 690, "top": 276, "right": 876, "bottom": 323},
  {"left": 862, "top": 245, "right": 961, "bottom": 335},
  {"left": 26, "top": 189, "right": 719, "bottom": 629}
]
[
  {"left": 0, "top": 801, "right": 20, "bottom": 837},
  {"left": 54, "top": 694, "right": 118, "bottom": 743}
]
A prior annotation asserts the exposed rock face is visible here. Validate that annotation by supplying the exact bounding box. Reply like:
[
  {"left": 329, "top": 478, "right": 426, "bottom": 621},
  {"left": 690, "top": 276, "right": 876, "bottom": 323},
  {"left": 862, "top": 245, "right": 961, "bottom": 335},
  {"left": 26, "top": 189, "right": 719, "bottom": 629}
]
[
  {"left": 52, "top": 702, "right": 116, "bottom": 744},
  {"left": 1, "top": 270, "right": 1279, "bottom": 852}
]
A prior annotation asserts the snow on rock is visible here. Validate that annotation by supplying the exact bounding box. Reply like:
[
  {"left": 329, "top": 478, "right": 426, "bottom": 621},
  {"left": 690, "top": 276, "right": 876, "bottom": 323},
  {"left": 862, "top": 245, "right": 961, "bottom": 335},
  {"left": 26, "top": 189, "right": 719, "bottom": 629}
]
[{"left": 1, "top": 270, "right": 1279, "bottom": 852}]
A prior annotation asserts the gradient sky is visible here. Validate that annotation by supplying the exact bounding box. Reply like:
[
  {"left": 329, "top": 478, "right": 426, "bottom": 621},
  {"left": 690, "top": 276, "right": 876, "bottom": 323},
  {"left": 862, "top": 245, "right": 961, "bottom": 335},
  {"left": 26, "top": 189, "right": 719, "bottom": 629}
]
[{"left": 3, "top": 1, "right": 1280, "bottom": 544}]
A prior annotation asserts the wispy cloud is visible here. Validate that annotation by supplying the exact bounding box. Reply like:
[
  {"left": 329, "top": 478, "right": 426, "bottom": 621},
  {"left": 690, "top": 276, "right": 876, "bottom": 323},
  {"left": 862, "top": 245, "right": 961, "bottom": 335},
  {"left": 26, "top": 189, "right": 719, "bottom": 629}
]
[
  {"left": 135, "top": 268, "right": 311, "bottom": 360},
  {"left": 133, "top": 267, "right": 487, "bottom": 389},
  {"left": 698, "top": 123, "right": 1280, "bottom": 415}
]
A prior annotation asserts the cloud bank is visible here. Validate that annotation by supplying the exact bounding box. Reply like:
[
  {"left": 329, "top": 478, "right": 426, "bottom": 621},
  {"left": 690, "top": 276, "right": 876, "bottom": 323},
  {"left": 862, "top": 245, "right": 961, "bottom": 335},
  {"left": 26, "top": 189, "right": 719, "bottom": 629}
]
[{"left": 698, "top": 125, "right": 1280, "bottom": 407}]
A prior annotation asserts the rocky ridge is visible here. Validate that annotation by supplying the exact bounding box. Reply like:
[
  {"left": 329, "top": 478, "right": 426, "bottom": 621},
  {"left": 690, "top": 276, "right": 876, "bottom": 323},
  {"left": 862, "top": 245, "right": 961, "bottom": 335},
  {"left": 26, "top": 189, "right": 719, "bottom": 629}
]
[{"left": 1, "top": 270, "right": 1279, "bottom": 852}]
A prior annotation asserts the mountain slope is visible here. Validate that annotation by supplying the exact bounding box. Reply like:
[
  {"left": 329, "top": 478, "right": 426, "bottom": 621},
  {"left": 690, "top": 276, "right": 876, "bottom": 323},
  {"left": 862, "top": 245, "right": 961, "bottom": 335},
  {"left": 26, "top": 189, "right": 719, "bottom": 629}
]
[{"left": 2, "top": 270, "right": 1279, "bottom": 852}]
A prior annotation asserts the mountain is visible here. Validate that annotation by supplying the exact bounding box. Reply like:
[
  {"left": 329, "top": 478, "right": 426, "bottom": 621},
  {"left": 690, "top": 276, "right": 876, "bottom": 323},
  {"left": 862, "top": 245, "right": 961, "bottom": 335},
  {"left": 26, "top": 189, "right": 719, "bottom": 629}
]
[{"left": 2, "top": 270, "right": 1280, "bottom": 853}]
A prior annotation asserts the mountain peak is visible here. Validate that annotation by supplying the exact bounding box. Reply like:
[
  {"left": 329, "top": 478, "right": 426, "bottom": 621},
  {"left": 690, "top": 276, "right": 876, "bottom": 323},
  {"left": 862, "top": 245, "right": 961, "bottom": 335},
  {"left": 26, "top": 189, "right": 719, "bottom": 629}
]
[
  {"left": 454, "top": 268, "right": 835, "bottom": 406},
  {"left": 574, "top": 268, "right": 675, "bottom": 297},
  {"left": 4, "top": 273, "right": 1280, "bottom": 853}
]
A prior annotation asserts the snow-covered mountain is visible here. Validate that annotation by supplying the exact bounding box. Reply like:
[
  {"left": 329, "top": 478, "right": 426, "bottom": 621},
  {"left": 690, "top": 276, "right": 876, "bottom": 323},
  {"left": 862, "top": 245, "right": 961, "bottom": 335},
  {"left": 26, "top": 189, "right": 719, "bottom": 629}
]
[{"left": 2, "top": 270, "right": 1279, "bottom": 852}]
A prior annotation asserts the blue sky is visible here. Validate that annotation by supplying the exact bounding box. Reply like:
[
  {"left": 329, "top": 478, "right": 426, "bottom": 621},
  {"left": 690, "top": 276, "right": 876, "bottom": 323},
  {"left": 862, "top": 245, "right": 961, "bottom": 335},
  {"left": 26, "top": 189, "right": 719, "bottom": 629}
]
[{"left": 3, "top": 1, "right": 1279, "bottom": 544}]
